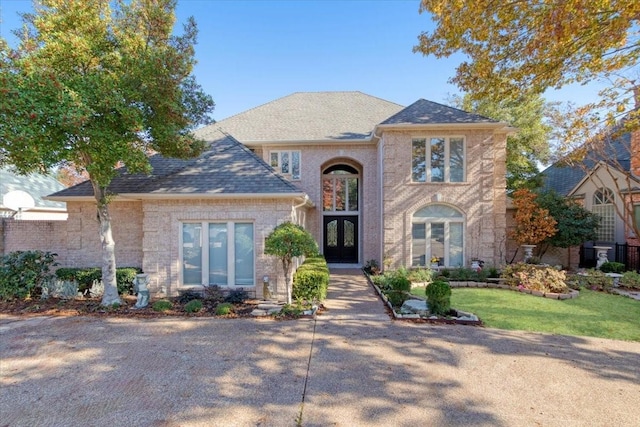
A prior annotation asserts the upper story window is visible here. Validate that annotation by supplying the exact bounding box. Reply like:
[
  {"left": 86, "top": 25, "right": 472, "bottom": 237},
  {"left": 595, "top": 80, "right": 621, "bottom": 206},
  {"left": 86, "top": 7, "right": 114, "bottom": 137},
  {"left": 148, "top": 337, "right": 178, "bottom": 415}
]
[
  {"left": 593, "top": 188, "right": 615, "bottom": 242},
  {"left": 412, "top": 137, "right": 465, "bottom": 183},
  {"left": 270, "top": 151, "right": 301, "bottom": 180}
]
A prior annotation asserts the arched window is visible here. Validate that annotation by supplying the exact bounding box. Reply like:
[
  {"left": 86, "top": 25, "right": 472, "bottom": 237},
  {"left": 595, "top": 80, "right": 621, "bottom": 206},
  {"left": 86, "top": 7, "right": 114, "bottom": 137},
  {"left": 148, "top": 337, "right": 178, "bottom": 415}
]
[
  {"left": 412, "top": 204, "right": 464, "bottom": 267},
  {"left": 322, "top": 165, "right": 359, "bottom": 212},
  {"left": 593, "top": 188, "right": 615, "bottom": 242}
]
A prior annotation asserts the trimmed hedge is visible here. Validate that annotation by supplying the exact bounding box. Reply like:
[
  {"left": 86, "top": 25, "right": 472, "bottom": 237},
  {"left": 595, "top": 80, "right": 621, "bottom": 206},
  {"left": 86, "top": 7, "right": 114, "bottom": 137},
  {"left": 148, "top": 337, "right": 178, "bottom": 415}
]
[
  {"left": 292, "top": 256, "right": 329, "bottom": 303},
  {"left": 425, "top": 280, "right": 451, "bottom": 316},
  {"left": 55, "top": 267, "right": 141, "bottom": 295}
]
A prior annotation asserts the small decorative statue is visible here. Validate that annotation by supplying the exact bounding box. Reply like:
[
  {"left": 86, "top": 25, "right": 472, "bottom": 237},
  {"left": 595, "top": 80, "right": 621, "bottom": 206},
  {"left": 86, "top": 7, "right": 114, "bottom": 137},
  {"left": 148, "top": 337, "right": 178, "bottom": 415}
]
[
  {"left": 134, "top": 274, "right": 150, "bottom": 308},
  {"left": 596, "top": 251, "right": 609, "bottom": 269}
]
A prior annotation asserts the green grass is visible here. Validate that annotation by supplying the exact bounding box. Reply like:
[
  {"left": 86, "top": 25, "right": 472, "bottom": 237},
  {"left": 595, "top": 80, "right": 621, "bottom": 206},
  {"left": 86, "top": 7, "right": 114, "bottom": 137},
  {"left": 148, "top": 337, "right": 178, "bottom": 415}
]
[{"left": 411, "top": 286, "right": 640, "bottom": 341}]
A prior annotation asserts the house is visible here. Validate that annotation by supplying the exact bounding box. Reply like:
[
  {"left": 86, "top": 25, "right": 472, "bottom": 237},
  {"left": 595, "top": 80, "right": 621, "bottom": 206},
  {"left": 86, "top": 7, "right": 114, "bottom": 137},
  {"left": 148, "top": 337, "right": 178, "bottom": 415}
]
[
  {"left": 540, "top": 125, "right": 640, "bottom": 268},
  {"left": 42, "top": 91, "right": 512, "bottom": 298},
  {"left": 0, "top": 167, "right": 67, "bottom": 220}
]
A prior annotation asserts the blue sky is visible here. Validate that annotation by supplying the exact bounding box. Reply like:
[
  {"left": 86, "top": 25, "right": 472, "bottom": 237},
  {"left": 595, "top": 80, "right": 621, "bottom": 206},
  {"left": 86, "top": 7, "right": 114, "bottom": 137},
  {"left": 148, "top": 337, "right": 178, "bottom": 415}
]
[{"left": 1, "top": 0, "right": 603, "bottom": 121}]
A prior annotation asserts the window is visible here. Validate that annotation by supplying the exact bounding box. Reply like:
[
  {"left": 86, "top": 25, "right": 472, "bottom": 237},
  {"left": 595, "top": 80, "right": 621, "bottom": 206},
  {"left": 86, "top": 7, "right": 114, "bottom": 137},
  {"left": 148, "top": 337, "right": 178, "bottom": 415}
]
[
  {"left": 182, "top": 222, "right": 254, "bottom": 287},
  {"left": 270, "top": 151, "right": 301, "bottom": 180},
  {"left": 412, "top": 137, "right": 465, "bottom": 183},
  {"left": 411, "top": 204, "right": 464, "bottom": 267},
  {"left": 322, "top": 165, "right": 358, "bottom": 212},
  {"left": 634, "top": 205, "right": 640, "bottom": 235},
  {"left": 593, "top": 188, "right": 614, "bottom": 242}
]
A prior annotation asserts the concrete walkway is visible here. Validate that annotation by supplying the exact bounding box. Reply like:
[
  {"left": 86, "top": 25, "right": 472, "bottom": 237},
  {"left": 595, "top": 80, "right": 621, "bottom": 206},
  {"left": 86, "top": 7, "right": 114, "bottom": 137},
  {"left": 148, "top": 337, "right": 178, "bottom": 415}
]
[{"left": 1, "top": 269, "right": 639, "bottom": 426}]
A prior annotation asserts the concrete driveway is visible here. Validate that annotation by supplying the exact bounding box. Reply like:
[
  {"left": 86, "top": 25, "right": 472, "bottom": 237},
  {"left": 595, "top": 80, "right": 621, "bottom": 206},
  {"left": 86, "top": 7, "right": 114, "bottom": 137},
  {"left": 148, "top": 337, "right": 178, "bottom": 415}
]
[{"left": 1, "top": 270, "right": 639, "bottom": 426}]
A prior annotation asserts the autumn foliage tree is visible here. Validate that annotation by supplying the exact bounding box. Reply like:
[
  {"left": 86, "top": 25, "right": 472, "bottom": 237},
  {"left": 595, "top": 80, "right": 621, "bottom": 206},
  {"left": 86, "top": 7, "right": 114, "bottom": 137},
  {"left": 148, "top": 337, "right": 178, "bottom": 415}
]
[
  {"left": 0, "top": 0, "right": 214, "bottom": 305},
  {"left": 509, "top": 189, "right": 557, "bottom": 261}
]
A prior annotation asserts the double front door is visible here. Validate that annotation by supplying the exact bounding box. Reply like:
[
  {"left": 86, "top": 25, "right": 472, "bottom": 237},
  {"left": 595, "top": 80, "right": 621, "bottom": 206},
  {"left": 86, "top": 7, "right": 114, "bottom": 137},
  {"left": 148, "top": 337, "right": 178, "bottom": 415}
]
[{"left": 323, "top": 216, "right": 358, "bottom": 263}]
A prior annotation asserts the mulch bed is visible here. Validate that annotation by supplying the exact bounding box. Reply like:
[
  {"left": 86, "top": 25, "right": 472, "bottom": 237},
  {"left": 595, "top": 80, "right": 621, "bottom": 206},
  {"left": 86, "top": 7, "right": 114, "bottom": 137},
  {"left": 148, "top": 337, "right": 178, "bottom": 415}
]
[{"left": 0, "top": 295, "right": 260, "bottom": 319}]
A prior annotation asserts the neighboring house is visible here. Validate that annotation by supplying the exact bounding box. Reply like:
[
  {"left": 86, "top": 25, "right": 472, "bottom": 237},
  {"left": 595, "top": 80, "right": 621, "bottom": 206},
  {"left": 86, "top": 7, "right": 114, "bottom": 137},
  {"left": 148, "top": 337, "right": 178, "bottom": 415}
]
[
  {"left": 46, "top": 91, "right": 512, "bottom": 298},
  {"left": 0, "top": 167, "right": 67, "bottom": 220},
  {"left": 540, "top": 125, "right": 640, "bottom": 268}
]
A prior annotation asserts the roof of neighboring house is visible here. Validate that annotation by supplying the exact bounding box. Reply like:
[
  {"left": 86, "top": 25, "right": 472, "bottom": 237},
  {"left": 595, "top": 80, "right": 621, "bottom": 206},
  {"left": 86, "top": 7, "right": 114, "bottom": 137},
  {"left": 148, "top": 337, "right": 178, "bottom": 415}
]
[
  {"left": 541, "top": 132, "right": 632, "bottom": 196},
  {"left": 379, "top": 99, "right": 499, "bottom": 126},
  {"left": 195, "top": 91, "right": 405, "bottom": 142},
  {"left": 0, "top": 167, "right": 66, "bottom": 210},
  {"left": 48, "top": 131, "right": 303, "bottom": 200}
]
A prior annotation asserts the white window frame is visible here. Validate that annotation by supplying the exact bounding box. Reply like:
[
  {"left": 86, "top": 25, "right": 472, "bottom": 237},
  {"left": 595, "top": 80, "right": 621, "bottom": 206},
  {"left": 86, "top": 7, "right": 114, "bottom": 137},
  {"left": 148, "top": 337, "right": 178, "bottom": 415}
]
[
  {"left": 411, "top": 136, "right": 466, "bottom": 183},
  {"left": 270, "top": 150, "right": 301, "bottom": 180},
  {"left": 180, "top": 221, "right": 255, "bottom": 288},
  {"left": 411, "top": 205, "right": 465, "bottom": 268},
  {"left": 322, "top": 172, "right": 359, "bottom": 213},
  {"left": 592, "top": 188, "right": 615, "bottom": 242}
]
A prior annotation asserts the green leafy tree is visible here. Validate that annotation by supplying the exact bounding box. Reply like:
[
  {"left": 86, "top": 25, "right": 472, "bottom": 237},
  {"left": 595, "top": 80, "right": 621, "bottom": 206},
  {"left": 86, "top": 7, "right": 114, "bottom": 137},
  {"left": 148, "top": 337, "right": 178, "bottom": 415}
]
[
  {"left": 452, "top": 93, "right": 553, "bottom": 191},
  {"left": 0, "top": 0, "right": 214, "bottom": 306},
  {"left": 535, "top": 190, "right": 600, "bottom": 257},
  {"left": 264, "top": 222, "right": 319, "bottom": 304}
]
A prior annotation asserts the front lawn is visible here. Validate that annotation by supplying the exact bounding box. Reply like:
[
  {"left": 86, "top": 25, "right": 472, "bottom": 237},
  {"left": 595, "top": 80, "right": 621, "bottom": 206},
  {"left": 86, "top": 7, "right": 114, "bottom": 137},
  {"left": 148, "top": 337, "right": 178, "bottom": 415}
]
[{"left": 411, "top": 286, "right": 640, "bottom": 341}]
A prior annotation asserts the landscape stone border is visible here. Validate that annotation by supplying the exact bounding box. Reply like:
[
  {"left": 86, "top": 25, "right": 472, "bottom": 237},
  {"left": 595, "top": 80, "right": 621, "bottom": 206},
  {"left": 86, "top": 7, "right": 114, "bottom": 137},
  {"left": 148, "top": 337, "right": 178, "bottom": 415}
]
[{"left": 446, "top": 280, "right": 580, "bottom": 300}]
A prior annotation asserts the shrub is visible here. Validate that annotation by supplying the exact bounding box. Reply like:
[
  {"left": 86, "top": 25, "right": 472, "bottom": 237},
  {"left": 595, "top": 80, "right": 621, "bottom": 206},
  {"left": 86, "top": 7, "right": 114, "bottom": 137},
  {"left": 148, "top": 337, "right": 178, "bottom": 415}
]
[
  {"left": 203, "top": 285, "right": 225, "bottom": 304},
  {"left": 224, "top": 289, "right": 249, "bottom": 304},
  {"left": 0, "top": 250, "right": 58, "bottom": 300},
  {"left": 215, "top": 302, "right": 233, "bottom": 315},
  {"left": 407, "top": 267, "right": 433, "bottom": 283},
  {"left": 293, "top": 256, "right": 329, "bottom": 303},
  {"left": 599, "top": 262, "right": 626, "bottom": 274},
  {"left": 571, "top": 269, "right": 613, "bottom": 291},
  {"left": 501, "top": 262, "right": 568, "bottom": 293},
  {"left": 383, "top": 268, "right": 411, "bottom": 307},
  {"left": 152, "top": 300, "right": 173, "bottom": 312},
  {"left": 55, "top": 267, "right": 140, "bottom": 295},
  {"left": 425, "top": 280, "right": 451, "bottom": 316},
  {"left": 178, "top": 289, "right": 202, "bottom": 304},
  {"left": 184, "top": 299, "right": 203, "bottom": 313},
  {"left": 41, "top": 279, "right": 79, "bottom": 299},
  {"left": 363, "top": 259, "right": 381, "bottom": 275},
  {"left": 621, "top": 271, "right": 640, "bottom": 289}
]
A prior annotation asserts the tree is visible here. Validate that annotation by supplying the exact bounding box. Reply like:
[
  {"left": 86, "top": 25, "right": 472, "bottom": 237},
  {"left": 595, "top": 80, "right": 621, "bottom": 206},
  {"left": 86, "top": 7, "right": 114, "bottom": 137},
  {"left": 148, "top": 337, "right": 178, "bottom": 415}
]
[
  {"left": 0, "top": 0, "right": 214, "bottom": 305},
  {"left": 535, "top": 190, "right": 600, "bottom": 257},
  {"left": 509, "top": 189, "right": 557, "bottom": 262},
  {"left": 264, "top": 222, "right": 319, "bottom": 304},
  {"left": 451, "top": 93, "right": 553, "bottom": 191},
  {"left": 415, "top": 0, "right": 640, "bottom": 246}
]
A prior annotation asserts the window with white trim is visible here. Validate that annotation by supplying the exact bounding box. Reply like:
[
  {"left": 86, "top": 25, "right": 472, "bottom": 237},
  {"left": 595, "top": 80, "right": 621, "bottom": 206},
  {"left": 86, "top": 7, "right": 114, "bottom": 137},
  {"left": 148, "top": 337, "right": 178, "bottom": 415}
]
[
  {"left": 181, "top": 222, "right": 254, "bottom": 287},
  {"left": 412, "top": 137, "right": 465, "bottom": 183},
  {"left": 411, "top": 204, "right": 464, "bottom": 267},
  {"left": 592, "top": 188, "right": 615, "bottom": 242},
  {"left": 270, "top": 150, "right": 301, "bottom": 180}
]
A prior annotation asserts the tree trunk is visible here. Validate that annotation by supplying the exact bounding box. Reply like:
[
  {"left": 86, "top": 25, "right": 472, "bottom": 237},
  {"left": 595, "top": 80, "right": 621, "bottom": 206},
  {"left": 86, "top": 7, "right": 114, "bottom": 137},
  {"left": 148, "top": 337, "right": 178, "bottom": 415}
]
[
  {"left": 92, "top": 181, "right": 121, "bottom": 306},
  {"left": 282, "top": 258, "right": 292, "bottom": 304}
]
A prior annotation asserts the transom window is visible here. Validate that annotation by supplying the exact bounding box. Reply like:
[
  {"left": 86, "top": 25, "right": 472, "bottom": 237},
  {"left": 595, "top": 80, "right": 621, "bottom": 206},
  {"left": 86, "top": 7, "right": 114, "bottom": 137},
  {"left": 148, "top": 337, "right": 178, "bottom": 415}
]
[
  {"left": 181, "top": 222, "right": 254, "bottom": 287},
  {"left": 412, "top": 137, "right": 465, "bottom": 183},
  {"left": 270, "top": 151, "right": 301, "bottom": 180},
  {"left": 593, "top": 188, "right": 615, "bottom": 242},
  {"left": 412, "top": 204, "right": 464, "bottom": 268},
  {"left": 322, "top": 165, "right": 359, "bottom": 212}
]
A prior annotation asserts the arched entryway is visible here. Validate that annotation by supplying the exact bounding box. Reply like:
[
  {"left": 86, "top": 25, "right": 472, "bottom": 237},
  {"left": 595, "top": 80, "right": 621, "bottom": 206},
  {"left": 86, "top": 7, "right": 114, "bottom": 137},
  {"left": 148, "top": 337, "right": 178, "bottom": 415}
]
[{"left": 321, "top": 162, "right": 360, "bottom": 263}]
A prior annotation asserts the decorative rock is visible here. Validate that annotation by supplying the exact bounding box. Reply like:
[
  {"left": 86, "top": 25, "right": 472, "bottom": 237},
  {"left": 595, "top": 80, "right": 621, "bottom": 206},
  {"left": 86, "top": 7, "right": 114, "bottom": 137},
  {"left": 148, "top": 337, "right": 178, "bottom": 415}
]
[
  {"left": 531, "top": 290, "right": 544, "bottom": 297},
  {"left": 251, "top": 309, "right": 268, "bottom": 316},
  {"left": 400, "top": 299, "right": 429, "bottom": 316}
]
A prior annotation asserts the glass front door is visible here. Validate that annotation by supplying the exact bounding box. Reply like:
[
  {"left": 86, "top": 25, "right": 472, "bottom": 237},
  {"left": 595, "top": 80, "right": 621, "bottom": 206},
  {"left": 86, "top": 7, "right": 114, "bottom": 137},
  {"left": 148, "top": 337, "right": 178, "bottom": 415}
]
[{"left": 323, "top": 216, "right": 358, "bottom": 263}]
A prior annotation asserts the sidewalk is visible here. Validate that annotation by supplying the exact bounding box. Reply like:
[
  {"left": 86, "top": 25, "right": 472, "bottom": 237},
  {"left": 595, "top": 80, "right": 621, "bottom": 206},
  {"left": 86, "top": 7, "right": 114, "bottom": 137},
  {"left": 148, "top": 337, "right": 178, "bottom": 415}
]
[{"left": 1, "top": 270, "right": 639, "bottom": 426}]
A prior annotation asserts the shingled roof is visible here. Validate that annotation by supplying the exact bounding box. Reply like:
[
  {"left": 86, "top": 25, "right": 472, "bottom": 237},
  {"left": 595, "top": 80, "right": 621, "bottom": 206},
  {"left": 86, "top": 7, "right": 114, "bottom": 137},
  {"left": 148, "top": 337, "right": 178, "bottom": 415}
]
[
  {"left": 195, "top": 91, "right": 404, "bottom": 142},
  {"left": 380, "top": 99, "right": 498, "bottom": 126},
  {"left": 541, "top": 132, "right": 633, "bottom": 196},
  {"left": 1, "top": 167, "right": 66, "bottom": 209},
  {"left": 48, "top": 131, "right": 303, "bottom": 200}
]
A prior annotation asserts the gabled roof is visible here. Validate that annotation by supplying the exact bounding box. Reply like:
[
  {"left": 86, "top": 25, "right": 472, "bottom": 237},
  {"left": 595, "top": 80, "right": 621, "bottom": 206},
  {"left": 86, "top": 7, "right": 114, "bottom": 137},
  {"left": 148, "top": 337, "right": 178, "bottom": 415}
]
[
  {"left": 195, "top": 91, "right": 404, "bottom": 142},
  {"left": 48, "top": 131, "right": 304, "bottom": 200},
  {"left": 541, "top": 132, "right": 632, "bottom": 196},
  {"left": 379, "top": 99, "right": 499, "bottom": 126},
  {"left": 1, "top": 167, "right": 66, "bottom": 210}
]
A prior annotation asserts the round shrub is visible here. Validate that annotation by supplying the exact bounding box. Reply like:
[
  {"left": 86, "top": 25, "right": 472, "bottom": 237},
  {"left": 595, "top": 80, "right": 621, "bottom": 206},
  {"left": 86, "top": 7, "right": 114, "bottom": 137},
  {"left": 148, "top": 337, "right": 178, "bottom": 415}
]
[
  {"left": 501, "top": 262, "right": 568, "bottom": 293},
  {"left": 215, "top": 302, "right": 233, "bottom": 315},
  {"left": 184, "top": 299, "right": 203, "bottom": 313},
  {"left": 425, "top": 280, "right": 451, "bottom": 316},
  {"left": 152, "top": 300, "right": 173, "bottom": 312},
  {"left": 599, "top": 262, "right": 625, "bottom": 274},
  {"left": 621, "top": 271, "right": 640, "bottom": 289}
]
